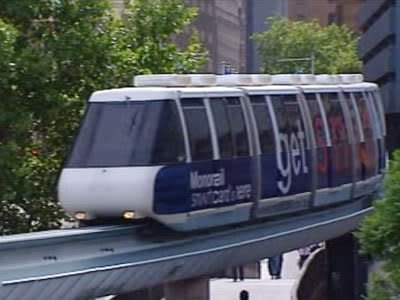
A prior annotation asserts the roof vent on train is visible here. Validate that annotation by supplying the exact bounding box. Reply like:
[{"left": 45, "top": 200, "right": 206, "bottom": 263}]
[
  {"left": 133, "top": 74, "right": 217, "bottom": 87},
  {"left": 338, "top": 74, "right": 364, "bottom": 84},
  {"left": 271, "top": 74, "right": 316, "bottom": 85},
  {"left": 314, "top": 74, "right": 340, "bottom": 85},
  {"left": 133, "top": 73, "right": 365, "bottom": 87},
  {"left": 189, "top": 74, "right": 217, "bottom": 86},
  {"left": 216, "top": 74, "right": 252, "bottom": 86},
  {"left": 251, "top": 74, "right": 273, "bottom": 85},
  {"left": 134, "top": 74, "right": 191, "bottom": 87},
  {"left": 270, "top": 74, "right": 364, "bottom": 85},
  {"left": 215, "top": 74, "right": 272, "bottom": 86}
]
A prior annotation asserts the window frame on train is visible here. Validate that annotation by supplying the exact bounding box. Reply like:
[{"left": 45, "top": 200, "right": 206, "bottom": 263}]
[
  {"left": 65, "top": 99, "right": 186, "bottom": 168},
  {"left": 342, "top": 84, "right": 382, "bottom": 177},
  {"left": 302, "top": 91, "right": 331, "bottom": 149},
  {"left": 180, "top": 97, "right": 214, "bottom": 162},
  {"left": 178, "top": 89, "right": 252, "bottom": 162},
  {"left": 208, "top": 96, "right": 252, "bottom": 159},
  {"left": 248, "top": 94, "right": 275, "bottom": 155}
]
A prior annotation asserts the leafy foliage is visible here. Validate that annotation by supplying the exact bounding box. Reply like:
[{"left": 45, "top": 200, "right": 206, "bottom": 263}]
[
  {"left": 0, "top": 0, "right": 207, "bottom": 234},
  {"left": 121, "top": 0, "right": 208, "bottom": 74},
  {"left": 357, "top": 150, "right": 400, "bottom": 300},
  {"left": 252, "top": 17, "right": 361, "bottom": 74}
]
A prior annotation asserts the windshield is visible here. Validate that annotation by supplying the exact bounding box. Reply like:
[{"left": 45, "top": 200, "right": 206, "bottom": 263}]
[{"left": 66, "top": 100, "right": 185, "bottom": 167}]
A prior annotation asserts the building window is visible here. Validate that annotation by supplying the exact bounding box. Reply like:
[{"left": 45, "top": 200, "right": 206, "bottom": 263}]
[
  {"left": 328, "top": 13, "right": 336, "bottom": 25},
  {"left": 336, "top": 5, "right": 343, "bottom": 25}
]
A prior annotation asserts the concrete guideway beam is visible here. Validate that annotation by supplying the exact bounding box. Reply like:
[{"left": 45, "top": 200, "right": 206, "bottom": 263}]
[
  {"left": 164, "top": 276, "right": 210, "bottom": 300},
  {"left": 0, "top": 198, "right": 372, "bottom": 300}
]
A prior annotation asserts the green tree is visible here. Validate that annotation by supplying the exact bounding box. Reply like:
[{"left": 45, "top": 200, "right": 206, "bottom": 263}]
[
  {"left": 0, "top": 0, "right": 207, "bottom": 234},
  {"left": 357, "top": 150, "right": 400, "bottom": 300},
  {"left": 252, "top": 17, "right": 361, "bottom": 74},
  {"left": 121, "top": 0, "right": 208, "bottom": 74},
  {"left": 0, "top": 18, "right": 32, "bottom": 233}
]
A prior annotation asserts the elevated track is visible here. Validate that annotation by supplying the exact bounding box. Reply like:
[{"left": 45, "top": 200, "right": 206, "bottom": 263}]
[{"left": 0, "top": 198, "right": 371, "bottom": 300}]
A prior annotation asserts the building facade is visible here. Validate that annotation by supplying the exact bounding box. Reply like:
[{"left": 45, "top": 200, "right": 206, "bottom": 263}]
[
  {"left": 183, "top": 0, "right": 247, "bottom": 73},
  {"left": 288, "top": 0, "right": 364, "bottom": 32},
  {"left": 246, "top": 0, "right": 288, "bottom": 73},
  {"left": 109, "top": 0, "right": 289, "bottom": 73},
  {"left": 359, "top": 0, "right": 400, "bottom": 152},
  {"left": 184, "top": 0, "right": 289, "bottom": 73}
]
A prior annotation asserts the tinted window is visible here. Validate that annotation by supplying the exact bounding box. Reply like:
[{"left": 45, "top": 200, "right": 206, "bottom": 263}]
[
  {"left": 353, "top": 92, "right": 373, "bottom": 139},
  {"left": 371, "top": 90, "right": 386, "bottom": 136},
  {"left": 181, "top": 98, "right": 213, "bottom": 161},
  {"left": 250, "top": 95, "right": 274, "bottom": 154},
  {"left": 209, "top": 98, "right": 234, "bottom": 158},
  {"left": 367, "top": 91, "right": 382, "bottom": 138},
  {"left": 67, "top": 100, "right": 185, "bottom": 167},
  {"left": 319, "top": 93, "right": 349, "bottom": 144},
  {"left": 343, "top": 92, "right": 361, "bottom": 142},
  {"left": 152, "top": 102, "right": 186, "bottom": 164},
  {"left": 271, "top": 94, "right": 306, "bottom": 144},
  {"left": 226, "top": 97, "right": 249, "bottom": 156},
  {"left": 304, "top": 93, "right": 328, "bottom": 147}
]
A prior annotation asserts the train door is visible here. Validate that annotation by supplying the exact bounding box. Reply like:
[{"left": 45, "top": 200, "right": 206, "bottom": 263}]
[
  {"left": 206, "top": 96, "right": 254, "bottom": 219},
  {"left": 343, "top": 92, "right": 364, "bottom": 187},
  {"left": 259, "top": 93, "right": 311, "bottom": 215},
  {"left": 153, "top": 97, "right": 215, "bottom": 220},
  {"left": 302, "top": 92, "right": 332, "bottom": 206},
  {"left": 366, "top": 90, "right": 386, "bottom": 173},
  {"left": 154, "top": 95, "right": 253, "bottom": 230},
  {"left": 353, "top": 92, "right": 379, "bottom": 179},
  {"left": 246, "top": 94, "right": 278, "bottom": 217},
  {"left": 318, "top": 92, "right": 353, "bottom": 203}
]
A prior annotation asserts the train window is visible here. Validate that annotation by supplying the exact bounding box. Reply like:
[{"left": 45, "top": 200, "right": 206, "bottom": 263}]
[
  {"left": 343, "top": 92, "right": 361, "bottom": 143},
  {"left": 367, "top": 91, "right": 384, "bottom": 137},
  {"left": 226, "top": 97, "right": 250, "bottom": 156},
  {"left": 319, "top": 93, "right": 349, "bottom": 144},
  {"left": 371, "top": 90, "right": 386, "bottom": 136},
  {"left": 181, "top": 98, "right": 213, "bottom": 161},
  {"left": 250, "top": 95, "right": 274, "bottom": 154},
  {"left": 270, "top": 94, "right": 306, "bottom": 143},
  {"left": 353, "top": 92, "right": 373, "bottom": 139},
  {"left": 66, "top": 100, "right": 185, "bottom": 167},
  {"left": 151, "top": 102, "right": 186, "bottom": 164},
  {"left": 209, "top": 98, "right": 234, "bottom": 158},
  {"left": 304, "top": 93, "right": 328, "bottom": 147}
]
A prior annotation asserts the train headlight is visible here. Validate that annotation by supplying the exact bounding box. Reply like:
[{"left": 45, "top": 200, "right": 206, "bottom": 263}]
[
  {"left": 74, "top": 211, "right": 87, "bottom": 220},
  {"left": 123, "top": 211, "right": 135, "bottom": 219}
]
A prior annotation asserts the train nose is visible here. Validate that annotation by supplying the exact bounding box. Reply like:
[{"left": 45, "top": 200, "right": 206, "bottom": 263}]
[{"left": 58, "top": 166, "right": 162, "bottom": 219}]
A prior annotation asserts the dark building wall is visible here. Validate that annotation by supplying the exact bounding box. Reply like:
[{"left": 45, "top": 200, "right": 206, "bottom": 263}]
[
  {"left": 288, "top": 0, "right": 363, "bottom": 32},
  {"left": 181, "top": 0, "right": 246, "bottom": 73},
  {"left": 289, "top": 0, "right": 336, "bottom": 25},
  {"left": 360, "top": 0, "right": 400, "bottom": 152},
  {"left": 180, "top": 0, "right": 288, "bottom": 73},
  {"left": 111, "top": 0, "right": 289, "bottom": 74},
  {"left": 336, "top": 0, "right": 364, "bottom": 32},
  {"left": 246, "top": 0, "right": 288, "bottom": 73}
]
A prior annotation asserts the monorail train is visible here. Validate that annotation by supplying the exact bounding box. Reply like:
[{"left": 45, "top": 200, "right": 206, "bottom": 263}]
[{"left": 58, "top": 74, "right": 386, "bottom": 231}]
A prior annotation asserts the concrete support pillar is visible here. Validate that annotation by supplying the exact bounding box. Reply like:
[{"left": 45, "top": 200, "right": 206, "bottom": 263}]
[
  {"left": 112, "top": 286, "right": 163, "bottom": 300},
  {"left": 326, "top": 233, "right": 368, "bottom": 300},
  {"left": 164, "top": 276, "right": 210, "bottom": 300}
]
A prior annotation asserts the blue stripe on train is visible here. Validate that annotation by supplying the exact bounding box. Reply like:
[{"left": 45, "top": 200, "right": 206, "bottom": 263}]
[
  {"left": 260, "top": 149, "right": 312, "bottom": 198},
  {"left": 153, "top": 143, "right": 365, "bottom": 215},
  {"left": 154, "top": 158, "right": 253, "bottom": 214}
]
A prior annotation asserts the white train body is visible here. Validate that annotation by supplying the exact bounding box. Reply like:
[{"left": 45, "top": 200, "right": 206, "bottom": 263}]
[{"left": 58, "top": 74, "right": 386, "bottom": 231}]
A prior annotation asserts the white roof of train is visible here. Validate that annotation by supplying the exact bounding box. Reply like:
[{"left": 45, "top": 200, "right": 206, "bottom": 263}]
[{"left": 89, "top": 74, "right": 378, "bottom": 102}]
